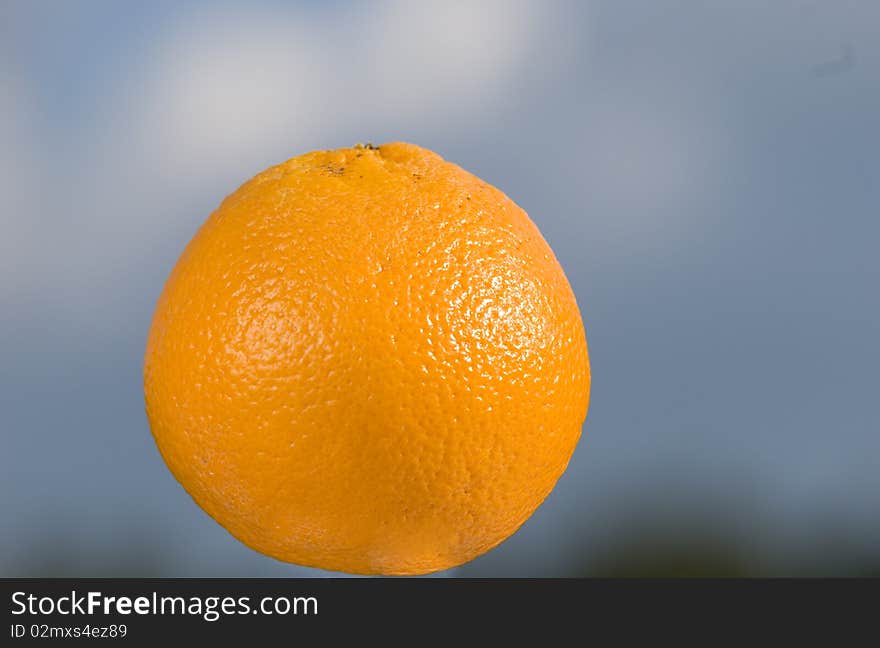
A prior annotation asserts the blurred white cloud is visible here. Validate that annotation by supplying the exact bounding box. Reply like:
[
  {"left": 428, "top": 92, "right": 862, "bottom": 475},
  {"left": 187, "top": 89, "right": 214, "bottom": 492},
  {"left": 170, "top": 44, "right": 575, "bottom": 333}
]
[
  {"left": 365, "top": 0, "right": 543, "bottom": 114},
  {"left": 2, "top": 0, "right": 568, "bottom": 325},
  {"left": 132, "top": 8, "right": 327, "bottom": 176},
  {"left": 124, "top": 0, "right": 555, "bottom": 182}
]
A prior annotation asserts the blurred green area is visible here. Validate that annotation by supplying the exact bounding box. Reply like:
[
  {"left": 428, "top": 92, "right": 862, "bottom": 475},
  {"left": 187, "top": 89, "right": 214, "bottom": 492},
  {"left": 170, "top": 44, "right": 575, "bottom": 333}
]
[{"left": 14, "top": 504, "right": 879, "bottom": 578}]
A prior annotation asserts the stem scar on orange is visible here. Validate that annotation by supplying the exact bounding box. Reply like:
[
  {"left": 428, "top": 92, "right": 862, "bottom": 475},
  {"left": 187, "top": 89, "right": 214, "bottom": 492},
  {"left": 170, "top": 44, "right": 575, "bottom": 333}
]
[{"left": 144, "top": 142, "right": 590, "bottom": 575}]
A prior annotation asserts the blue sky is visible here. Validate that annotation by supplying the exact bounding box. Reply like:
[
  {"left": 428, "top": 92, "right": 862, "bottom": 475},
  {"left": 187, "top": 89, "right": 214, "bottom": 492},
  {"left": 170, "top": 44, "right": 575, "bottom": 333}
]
[{"left": 2, "top": 0, "right": 878, "bottom": 575}]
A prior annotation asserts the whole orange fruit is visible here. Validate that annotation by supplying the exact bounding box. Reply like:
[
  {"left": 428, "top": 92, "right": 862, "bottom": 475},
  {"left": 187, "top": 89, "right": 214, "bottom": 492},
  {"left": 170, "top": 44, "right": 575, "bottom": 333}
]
[{"left": 144, "top": 142, "right": 590, "bottom": 575}]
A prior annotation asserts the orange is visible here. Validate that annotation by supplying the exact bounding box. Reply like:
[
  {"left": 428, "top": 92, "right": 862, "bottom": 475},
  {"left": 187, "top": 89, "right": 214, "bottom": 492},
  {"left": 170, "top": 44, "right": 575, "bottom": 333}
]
[{"left": 144, "top": 142, "right": 590, "bottom": 575}]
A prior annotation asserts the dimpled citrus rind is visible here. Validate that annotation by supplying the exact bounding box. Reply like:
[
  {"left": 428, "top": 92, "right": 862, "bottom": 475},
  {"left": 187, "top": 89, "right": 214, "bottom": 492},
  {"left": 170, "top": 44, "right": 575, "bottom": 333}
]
[{"left": 144, "top": 142, "right": 590, "bottom": 575}]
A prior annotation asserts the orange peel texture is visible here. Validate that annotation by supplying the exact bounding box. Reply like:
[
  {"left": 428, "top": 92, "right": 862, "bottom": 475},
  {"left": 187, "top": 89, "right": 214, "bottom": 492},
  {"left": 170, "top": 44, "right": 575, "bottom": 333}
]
[{"left": 144, "top": 142, "right": 590, "bottom": 575}]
